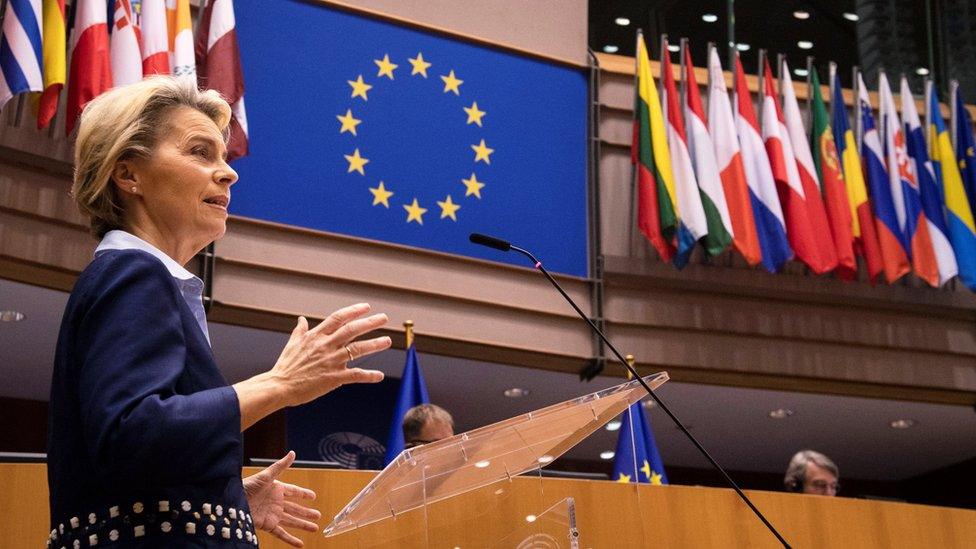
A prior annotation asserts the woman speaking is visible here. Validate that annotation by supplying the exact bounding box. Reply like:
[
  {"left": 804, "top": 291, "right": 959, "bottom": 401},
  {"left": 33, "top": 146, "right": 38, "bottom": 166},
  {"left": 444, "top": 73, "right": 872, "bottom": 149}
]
[{"left": 47, "top": 76, "right": 392, "bottom": 548}]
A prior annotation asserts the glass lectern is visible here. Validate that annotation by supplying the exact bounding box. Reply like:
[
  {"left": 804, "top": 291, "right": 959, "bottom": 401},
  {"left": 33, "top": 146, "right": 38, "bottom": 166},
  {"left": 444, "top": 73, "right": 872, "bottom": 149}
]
[{"left": 324, "top": 372, "right": 669, "bottom": 547}]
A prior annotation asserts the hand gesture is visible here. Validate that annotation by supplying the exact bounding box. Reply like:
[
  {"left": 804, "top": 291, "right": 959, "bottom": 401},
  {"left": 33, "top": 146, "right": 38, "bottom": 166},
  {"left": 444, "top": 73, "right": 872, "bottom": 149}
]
[
  {"left": 244, "top": 451, "right": 320, "bottom": 547},
  {"left": 273, "top": 303, "right": 391, "bottom": 406}
]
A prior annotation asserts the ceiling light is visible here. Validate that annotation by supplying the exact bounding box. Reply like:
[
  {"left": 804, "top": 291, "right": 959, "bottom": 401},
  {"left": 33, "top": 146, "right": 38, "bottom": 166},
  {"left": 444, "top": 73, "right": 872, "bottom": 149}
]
[
  {"left": 641, "top": 399, "right": 656, "bottom": 409},
  {"left": 736, "top": 43, "right": 751, "bottom": 52},
  {"left": 602, "top": 45, "right": 619, "bottom": 54},
  {"left": 667, "top": 44, "right": 680, "bottom": 53},
  {"left": 793, "top": 68, "right": 809, "bottom": 77},
  {"left": 615, "top": 17, "right": 631, "bottom": 26},
  {"left": 525, "top": 515, "right": 537, "bottom": 523},
  {"left": 793, "top": 10, "right": 810, "bottom": 19},
  {"left": 797, "top": 40, "right": 813, "bottom": 50},
  {"left": 606, "top": 420, "right": 622, "bottom": 432},
  {"left": 768, "top": 408, "right": 794, "bottom": 419},
  {"left": 843, "top": 12, "right": 859, "bottom": 22},
  {"left": 702, "top": 13, "right": 718, "bottom": 23},
  {"left": 600, "top": 450, "right": 616, "bottom": 460},
  {"left": 537, "top": 455, "right": 554, "bottom": 464},
  {"left": 475, "top": 460, "right": 490, "bottom": 468},
  {"left": 916, "top": 67, "right": 930, "bottom": 76},
  {"left": 0, "top": 310, "right": 25, "bottom": 322},
  {"left": 504, "top": 387, "right": 529, "bottom": 398},
  {"left": 890, "top": 419, "right": 916, "bottom": 429}
]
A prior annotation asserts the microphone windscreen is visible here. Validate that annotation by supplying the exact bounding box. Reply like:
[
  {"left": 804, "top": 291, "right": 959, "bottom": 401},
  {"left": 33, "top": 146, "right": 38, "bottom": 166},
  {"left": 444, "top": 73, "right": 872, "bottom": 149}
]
[{"left": 469, "top": 233, "right": 511, "bottom": 251}]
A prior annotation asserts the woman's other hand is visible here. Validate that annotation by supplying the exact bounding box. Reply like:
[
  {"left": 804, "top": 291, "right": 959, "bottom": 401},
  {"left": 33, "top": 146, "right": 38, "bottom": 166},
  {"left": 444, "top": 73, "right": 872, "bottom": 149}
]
[{"left": 244, "top": 451, "right": 320, "bottom": 547}]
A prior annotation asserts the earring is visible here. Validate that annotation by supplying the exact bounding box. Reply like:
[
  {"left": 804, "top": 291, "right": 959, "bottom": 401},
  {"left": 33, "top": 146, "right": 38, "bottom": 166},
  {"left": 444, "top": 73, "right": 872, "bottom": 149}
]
[{"left": 131, "top": 186, "right": 137, "bottom": 193}]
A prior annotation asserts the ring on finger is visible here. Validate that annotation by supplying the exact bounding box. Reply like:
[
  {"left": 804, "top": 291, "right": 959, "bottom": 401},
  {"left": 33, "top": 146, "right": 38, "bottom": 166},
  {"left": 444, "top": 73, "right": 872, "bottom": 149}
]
[{"left": 344, "top": 345, "right": 355, "bottom": 362}]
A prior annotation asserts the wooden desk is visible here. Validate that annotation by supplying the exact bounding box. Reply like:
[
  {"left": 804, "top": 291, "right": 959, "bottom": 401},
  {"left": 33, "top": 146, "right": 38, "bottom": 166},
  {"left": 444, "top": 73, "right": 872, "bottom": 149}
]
[{"left": 4, "top": 464, "right": 974, "bottom": 548}]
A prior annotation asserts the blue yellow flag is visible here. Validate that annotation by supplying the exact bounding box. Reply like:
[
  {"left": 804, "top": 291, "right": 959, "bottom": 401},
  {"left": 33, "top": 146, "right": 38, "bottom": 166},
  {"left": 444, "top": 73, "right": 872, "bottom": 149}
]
[
  {"left": 612, "top": 401, "right": 668, "bottom": 485},
  {"left": 383, "top": 344, "right": 430, "bottom": 465},
  {"left": 231, "top": 1, "right": 588, "bottom": 276},
  {"left": 929, "top": 84, "right": 976, "bottom": 289}
]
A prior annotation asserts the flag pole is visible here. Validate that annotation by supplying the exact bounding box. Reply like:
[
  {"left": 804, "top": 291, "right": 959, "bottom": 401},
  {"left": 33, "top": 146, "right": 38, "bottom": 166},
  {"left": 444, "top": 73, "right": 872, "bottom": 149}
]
[
  {"left": 828, "top": 62, "right": 837, "bottom": 122},
  {"left": 404, "top": 320, "right": 414, "bottom": 348},
  {"left": 806, "top": 56, "right": 815, "bottom": 135},
  {"left": 950, "top": 79, "right": 959, "bottom": 152},
  {"left": 926, "top": 78, "right": 935, "bottom": 154},
  {"left": 628, "top": 30, "right": 642, "bottom": 257},
  {"left": 757, "top": 49, "right": 766, "bottom": 128},
  {"left": 853, "top": 66, "right": 863, "bottom": 152}
]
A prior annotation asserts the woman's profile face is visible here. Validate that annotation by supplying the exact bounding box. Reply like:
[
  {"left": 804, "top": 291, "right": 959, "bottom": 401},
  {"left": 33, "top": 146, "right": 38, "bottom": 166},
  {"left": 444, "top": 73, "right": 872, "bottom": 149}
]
[{"left": 128, "top": 106, "right": 238, "bottom": 251}]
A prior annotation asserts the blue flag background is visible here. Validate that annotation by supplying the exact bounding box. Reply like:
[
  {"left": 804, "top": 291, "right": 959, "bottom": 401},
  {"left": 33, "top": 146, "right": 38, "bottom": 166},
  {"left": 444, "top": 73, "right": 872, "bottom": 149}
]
[
  {"left": 612, "top": 402, "right": 668, "bottom": 485},
  {"left": 383, "top": 344, "right": 430, "bottom": 465},
  {"left": 232, "top": 1, "right": 589, "bottom": 276}
]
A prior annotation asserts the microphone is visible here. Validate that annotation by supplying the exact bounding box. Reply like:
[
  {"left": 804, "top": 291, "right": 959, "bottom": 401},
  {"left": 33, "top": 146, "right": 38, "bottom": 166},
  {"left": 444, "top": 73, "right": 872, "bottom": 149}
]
[
  {"left": 470, "top": 233, "right": 791, "bottom": 549},
  {"left": 469, "top": 233, "right": 511, "bottom": 252}
]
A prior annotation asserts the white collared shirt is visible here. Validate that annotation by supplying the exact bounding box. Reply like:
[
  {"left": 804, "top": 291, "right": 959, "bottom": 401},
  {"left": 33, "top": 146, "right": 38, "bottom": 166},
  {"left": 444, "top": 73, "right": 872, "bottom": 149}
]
[{"left": 95, "top": 230, "right": 211, "bottom": 345}]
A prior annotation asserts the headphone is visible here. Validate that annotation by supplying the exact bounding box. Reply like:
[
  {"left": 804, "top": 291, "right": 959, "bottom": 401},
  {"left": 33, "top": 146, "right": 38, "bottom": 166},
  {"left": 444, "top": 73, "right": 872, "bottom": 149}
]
[{"left": 784, "top": 472, "right": 804, "bottom": 493}]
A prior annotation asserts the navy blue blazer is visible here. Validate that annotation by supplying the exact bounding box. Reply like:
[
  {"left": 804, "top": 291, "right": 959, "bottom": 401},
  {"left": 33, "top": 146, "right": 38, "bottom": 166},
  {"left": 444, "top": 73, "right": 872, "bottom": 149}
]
[{"left": 47, "top": 249, "right": 257, "bottom": 547}]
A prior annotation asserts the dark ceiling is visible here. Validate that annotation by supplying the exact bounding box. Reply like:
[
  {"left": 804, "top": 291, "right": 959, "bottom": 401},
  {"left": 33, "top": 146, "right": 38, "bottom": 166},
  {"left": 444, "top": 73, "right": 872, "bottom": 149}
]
[{"left": 589, "top": 0, "right": 862, "bottom": 88}]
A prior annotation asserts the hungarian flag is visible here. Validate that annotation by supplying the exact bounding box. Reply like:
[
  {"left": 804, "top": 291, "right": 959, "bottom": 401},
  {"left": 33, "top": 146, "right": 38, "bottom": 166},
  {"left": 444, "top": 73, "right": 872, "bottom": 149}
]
[
  {"left": 761, "top": 59, "right": 835, "bottom": 274},
  {"left": 734, "top": 54, "right": 792, "bottom": 272},
  {"left": 166, "top": 0, "right": 195, "bottom": 82},
  {"left": 931, "top": 83, "right": 976, "bottom": 289},
  {"left": 141, "top": 0, "right": 169, "bottom": 76},
  {"left": 683, "top": 46, "right": 732, "bottom": 257},
  {"left": 631, "top": 32, "right": 676, "bottom": 261},
  {"left": 858, "top": 73, "right": 910, "bottom": 283},
  {"left": 196, "top": 0, "right": 249, "bottom": 160},
  {"left": 37, "top": 0, "right": 66, "bottom": 129},
  {"left": 65, "top": 0, "right": 112, "bottom": 135},
  {"left": 901, "top": 76, "right": 957, "bottom": 286},
  {"left": 706, "top": 47, "right": 761, "bottom": 265},
  {"left": 110, "top": 0, "right": 143, "bottom": 87},
  {"left": 661, "top": 40, "right": 707, "bottom": 268},
  {"left": 831, "top": 71, "right": 883, "bottom": 282},
  {"left": 810, "top": 69, "right": 857, "bottom": 279}
]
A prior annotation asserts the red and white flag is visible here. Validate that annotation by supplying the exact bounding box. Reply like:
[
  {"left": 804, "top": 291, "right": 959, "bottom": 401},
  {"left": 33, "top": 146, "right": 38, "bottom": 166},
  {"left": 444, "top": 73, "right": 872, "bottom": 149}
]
[
  {"left": 760, "top": 58, "right": 830, "bottom": 273},
  {"left": 778, "top": 59, "right": 839, "bottom": 274},
  {"left": 110, "top": 0, "right": 142, "bottom": 86},
  {"left": 166, "top": 0, "right": 195, "bottom": 82},
  {"left": 66, "top": 0, "right": 112, "bottom": 135},
  {"left": 140, "top": 0, "right": 169, "bottom": 76},
  {"left": 196, "top": 0, "right": 248, "bottom": 159}
]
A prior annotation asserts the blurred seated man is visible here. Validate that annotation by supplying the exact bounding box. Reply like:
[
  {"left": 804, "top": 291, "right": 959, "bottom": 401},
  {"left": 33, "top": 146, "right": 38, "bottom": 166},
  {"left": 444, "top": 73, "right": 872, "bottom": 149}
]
[
  {"left": 784, "top": 449, "right": 840, "bottom": 496},
  {"left": 403, "top": 404, "right": 455, "bottom": 449}
]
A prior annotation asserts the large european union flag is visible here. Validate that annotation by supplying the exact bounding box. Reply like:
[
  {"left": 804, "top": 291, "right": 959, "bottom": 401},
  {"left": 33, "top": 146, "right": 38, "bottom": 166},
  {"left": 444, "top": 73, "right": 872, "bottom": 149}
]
[
  {"left": 232, "top": 2, "right": 589, "bottom": 276},
  {"left": 612, "top": 401, "right": 668, "bottom": 485}
]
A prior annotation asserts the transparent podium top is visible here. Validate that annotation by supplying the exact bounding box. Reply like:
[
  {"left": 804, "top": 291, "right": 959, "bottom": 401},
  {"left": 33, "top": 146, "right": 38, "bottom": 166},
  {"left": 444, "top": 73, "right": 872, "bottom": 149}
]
[{"left": 325, "top": 371, "right": 669, "bottom": 537}]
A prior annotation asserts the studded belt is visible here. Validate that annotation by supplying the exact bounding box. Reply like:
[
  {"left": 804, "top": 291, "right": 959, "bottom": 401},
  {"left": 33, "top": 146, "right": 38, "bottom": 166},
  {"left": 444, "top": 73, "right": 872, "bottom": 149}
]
[{"left": 48, "top": 499, "right": 259, "bottom": 547}]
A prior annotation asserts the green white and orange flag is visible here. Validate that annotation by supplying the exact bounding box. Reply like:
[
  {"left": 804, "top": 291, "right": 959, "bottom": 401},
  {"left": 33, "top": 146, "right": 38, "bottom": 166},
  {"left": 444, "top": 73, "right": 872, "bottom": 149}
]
[{"left": 632, "top": 32, "right": 677, "bottom": 261}]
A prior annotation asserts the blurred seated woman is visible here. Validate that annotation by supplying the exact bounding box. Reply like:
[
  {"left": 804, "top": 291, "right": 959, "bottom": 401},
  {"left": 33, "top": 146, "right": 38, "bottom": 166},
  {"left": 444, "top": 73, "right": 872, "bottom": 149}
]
[{"left": 47, "top": 76, "right": 392, "bottom": 548}]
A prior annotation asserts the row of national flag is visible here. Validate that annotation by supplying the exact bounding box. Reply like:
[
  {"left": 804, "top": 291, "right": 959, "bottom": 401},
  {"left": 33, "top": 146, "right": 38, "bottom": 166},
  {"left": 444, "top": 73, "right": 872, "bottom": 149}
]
[
  {"left": 632, "top": 32, "right": 976, "bottom": 291},
  {"left": 0, "top": 0, "right": 248, "bottom": 158}
]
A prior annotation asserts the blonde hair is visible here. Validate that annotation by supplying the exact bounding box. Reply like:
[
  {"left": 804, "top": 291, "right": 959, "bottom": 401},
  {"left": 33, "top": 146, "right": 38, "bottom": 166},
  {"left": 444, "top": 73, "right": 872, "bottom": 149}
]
[{"left": 72, "top": 76, "right": 232, "bottom": 237}]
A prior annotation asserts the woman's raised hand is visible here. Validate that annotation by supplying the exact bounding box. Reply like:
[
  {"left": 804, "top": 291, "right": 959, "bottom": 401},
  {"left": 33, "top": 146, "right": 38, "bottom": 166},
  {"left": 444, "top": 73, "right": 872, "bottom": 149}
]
[{"left": 271, "top": 303, "right": 391, "bottom": 407}]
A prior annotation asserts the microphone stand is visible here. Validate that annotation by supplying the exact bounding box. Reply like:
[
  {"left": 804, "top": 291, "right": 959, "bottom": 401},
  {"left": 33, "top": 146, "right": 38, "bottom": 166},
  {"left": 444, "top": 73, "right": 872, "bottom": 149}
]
[{"left": 472, "top": 234, "right": 791, "bottom": 548}]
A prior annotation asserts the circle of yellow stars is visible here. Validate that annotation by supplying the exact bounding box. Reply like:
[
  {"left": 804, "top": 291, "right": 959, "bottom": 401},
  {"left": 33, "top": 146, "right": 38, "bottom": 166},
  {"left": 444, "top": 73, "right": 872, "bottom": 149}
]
[{"left": 338, "top": 51, "right": 494, "bottom": 225}]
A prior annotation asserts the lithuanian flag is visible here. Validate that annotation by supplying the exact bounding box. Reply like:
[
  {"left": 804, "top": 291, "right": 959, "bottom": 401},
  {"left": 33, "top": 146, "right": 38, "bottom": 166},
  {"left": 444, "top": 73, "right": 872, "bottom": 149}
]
[{"left": 632, "top": 32, "right": 677, "bottom": 261}]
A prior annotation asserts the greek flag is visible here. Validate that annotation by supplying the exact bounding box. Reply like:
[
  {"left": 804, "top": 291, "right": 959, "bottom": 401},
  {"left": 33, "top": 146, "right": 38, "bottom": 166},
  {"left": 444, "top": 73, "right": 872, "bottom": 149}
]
[{"left": 0, "top": 0, "right": 43, "bottom": 109}]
